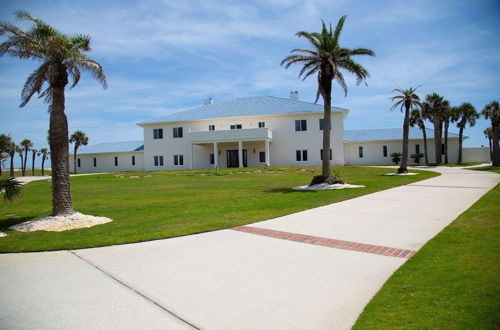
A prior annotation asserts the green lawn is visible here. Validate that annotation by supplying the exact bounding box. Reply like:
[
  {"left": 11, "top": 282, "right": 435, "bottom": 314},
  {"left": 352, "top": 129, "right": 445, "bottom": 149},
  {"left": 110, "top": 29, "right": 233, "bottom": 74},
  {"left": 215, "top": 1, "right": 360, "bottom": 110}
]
[
  {"left": 437, "top": 162, "right": 481, "bottom": 167},
  {"left": 0, "top": 166, "right": 437, "bottom": 253},
  {"left": 469, "top": 166, "right": 500, "bottom": 174},
  {"left": 353, "top": 183, "right": 500, "bottom": 329},
  {"left": 0, "top": 168, "right": 51, "bottom": 178}
]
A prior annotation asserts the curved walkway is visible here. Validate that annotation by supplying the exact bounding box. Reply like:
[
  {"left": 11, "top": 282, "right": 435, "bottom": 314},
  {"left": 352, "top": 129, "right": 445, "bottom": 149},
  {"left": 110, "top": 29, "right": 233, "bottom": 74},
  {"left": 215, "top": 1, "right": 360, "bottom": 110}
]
[{"left": 1, "top": 167, "right": 498, "bottom": 329}]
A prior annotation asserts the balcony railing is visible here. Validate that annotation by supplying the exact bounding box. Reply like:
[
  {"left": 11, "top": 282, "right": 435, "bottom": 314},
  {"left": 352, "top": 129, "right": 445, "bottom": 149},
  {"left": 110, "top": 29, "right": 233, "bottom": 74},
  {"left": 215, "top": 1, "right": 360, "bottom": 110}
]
[{"left": 188, "top": 128, "right": 272, "bottom": 143}]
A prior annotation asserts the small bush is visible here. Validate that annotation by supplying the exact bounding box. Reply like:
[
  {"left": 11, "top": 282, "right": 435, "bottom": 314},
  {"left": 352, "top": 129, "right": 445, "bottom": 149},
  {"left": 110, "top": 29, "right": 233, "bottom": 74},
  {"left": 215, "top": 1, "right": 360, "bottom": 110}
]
[
  {"left": 390, "top": 152, "right": 402, "bottom": 165},
  {"left": 411, "top": 153, "right": 424, "bottom": 164}
]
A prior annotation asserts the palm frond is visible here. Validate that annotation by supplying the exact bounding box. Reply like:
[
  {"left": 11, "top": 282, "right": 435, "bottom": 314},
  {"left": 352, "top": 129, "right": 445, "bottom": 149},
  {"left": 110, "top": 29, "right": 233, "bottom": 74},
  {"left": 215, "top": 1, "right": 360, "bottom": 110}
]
[
  {"left": 0, "top": 178, "right": 22, "bottom": 201},
  {"left": 20, "top": 62, "right": 51, "bottom": 107}
]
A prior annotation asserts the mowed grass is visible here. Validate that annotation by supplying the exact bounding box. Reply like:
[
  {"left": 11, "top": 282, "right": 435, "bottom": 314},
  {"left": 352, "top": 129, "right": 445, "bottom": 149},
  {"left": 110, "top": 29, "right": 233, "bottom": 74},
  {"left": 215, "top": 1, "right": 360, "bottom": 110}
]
[
  {"left": 469, "top": 165, "right": 500, "bottom": 174},
  {"left": 0, "top": 169, "right": 51, "bottom": 178},
  {"left": 0, "top": 166, "right": 437, "bottom": 253},
  {"left": 353, "top": 183, "right": 500, "bottom": 329}
]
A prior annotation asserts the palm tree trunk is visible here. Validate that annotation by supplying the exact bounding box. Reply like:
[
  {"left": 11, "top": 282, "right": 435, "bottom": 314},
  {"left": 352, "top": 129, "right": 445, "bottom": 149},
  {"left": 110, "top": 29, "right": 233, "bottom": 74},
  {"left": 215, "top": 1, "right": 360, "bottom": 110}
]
[
  {"left": 444, "top": 120, "right": 449, "bottom": 164},
  {"left": 493, "top": 128, "right": 500, "bottom": 167},
  {"left": 458, "top": 127, "right": 464, "bottom": 164},
  {"left": 433, "top": 120, "right": 442, "bottom": 164},
  {"left": 398, "top": 105, "right": 410, "bottom": 173},
  {"left": 49, "top": 67, "right": 73, "bottom": 216},
  {"left": 23, "top": 149, "right": 28, "bottom": 176},
  {"left": 422, "top": 125, "right": 429, "bottom": 165},
  {"left": 42, "top": 156, "right": 46, "bottom": 176},
  {"left": 73, "top": 145, "right": 77, "bottom": 174},
  {"left": 488, "top": 137, "right": 493, "bottom": 161},
  {"left": 19, "top": 153, "right": 24, "bottom": 176},
  {"left": 321, "top": 70, "right": 333, "bottom": 180},
  {"left": 9, "top": 151, "right": 14, "bottom": 177},
  {"left": 32, "top": 151, "right": 36, "bottom": 176}
]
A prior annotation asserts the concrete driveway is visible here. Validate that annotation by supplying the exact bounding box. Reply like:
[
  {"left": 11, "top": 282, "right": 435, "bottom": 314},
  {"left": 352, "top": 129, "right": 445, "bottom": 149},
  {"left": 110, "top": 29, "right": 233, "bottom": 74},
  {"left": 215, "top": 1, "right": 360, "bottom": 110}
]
[{"left": 1, "top": 167, "right": 498, "bottom": 329}]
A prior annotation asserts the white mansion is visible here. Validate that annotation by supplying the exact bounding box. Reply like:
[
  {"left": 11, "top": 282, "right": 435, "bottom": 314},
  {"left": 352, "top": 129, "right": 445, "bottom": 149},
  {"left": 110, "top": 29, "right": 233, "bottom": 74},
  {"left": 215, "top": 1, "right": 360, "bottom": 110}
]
[{"left": 71, "top": 93, "right": 485, "bottom": 173}]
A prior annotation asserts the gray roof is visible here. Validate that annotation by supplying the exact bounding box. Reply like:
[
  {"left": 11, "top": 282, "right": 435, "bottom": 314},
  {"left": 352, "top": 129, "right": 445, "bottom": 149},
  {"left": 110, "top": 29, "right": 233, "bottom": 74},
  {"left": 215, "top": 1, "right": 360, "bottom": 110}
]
[
  {"left": 76, "top": 141, "right": 144, "bottom": 155},
  {"left": 344, "top": 128, "right": 460, "bottom": 142},
  {"left": 138, "top": 96, "right": 348, "bottom": 125}
]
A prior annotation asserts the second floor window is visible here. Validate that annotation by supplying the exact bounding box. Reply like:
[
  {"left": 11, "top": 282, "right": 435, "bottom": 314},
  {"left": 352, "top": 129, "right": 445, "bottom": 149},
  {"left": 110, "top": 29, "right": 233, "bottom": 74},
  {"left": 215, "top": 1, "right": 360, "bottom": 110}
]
[
  {"left": 295, "top": 119, "right": 307, "bottom": 131},
  {"left": 173, "top": 127, "right": 183, "bottom": 138},
  {"left": 153, "top": 128, "right": 163, "bottom": 139}
]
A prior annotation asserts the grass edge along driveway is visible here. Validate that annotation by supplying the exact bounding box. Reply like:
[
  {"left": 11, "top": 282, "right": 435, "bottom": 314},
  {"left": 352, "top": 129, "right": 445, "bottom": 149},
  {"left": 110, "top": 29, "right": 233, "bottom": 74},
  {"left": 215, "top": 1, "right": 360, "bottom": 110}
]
[
  {"left": 353, "top": 183, "right": 500, "bottom": 329},
  {"left": 0, "top": 166, "right": 437, "bottom": 253}
]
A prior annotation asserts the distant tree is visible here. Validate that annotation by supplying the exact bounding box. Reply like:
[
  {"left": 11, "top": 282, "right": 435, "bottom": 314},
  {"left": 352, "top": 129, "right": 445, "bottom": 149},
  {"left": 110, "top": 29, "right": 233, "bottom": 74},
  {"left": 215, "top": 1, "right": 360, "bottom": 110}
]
[
  {"left": 484, "top": 127, "right": 493, "bottom": 161},
  {"left": 423, "top": 93, "right": 449, "bottom": 164},
  {"left": 391, "top": 152, "right": 402, "bottom": 165},
  {"left": 390, "top": 87, "right": 422, "bottom": 173},
  {"left": 16, "top": 146, "right": 24, "bottom": 176},
  {"left": 7, "top": 142, "right": 16, "bottom": 177},
  {"left": 39, "top": 148, "right": 49, "bottom": 175},
  {"left": 69, "top": 130, "right": 88, "bottom": 174},
  {"left": 0, "top": 177, "right": 22, "bottom": 201},
  {"left": 281, "top": 16, "right": 374, "bottom": 184},
  {"left": 481, "top": 101, "right": 500, "bottom": 166},
  {"left": 409, "top": 109, "right": 429, "bottom": 164},
  {"left": 0, "top": 11, "right": 107, "bottom": 215},
  {"left": 31, "top": 148, "right": 37, "bottom": 176},
  {"left": 20, "top": 139, "right": 32, "bottom": 176},
  {"left": 454, "top": 103, "right": 478, "bottom": 164},
  {"left": 0, "top": 134, "right": 11, "bottom": 176},
  {"left": 443, "top": 105, "right": 457, "bottom": 164}
]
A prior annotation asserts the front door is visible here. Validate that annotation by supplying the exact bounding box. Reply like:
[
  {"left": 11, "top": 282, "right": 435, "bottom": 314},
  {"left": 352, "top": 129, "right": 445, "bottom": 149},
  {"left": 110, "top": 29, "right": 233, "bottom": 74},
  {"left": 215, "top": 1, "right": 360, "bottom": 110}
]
[{"left": 227, "top": 149, "right": 247, "bottom": 168}]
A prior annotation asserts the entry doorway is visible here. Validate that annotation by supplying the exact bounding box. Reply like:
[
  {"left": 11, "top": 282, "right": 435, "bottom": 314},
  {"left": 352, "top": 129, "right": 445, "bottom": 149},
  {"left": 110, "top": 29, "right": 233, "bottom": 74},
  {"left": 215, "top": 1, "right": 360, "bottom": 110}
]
[{"left": 227, "top": 149, "right": 247, "bottom": 167}]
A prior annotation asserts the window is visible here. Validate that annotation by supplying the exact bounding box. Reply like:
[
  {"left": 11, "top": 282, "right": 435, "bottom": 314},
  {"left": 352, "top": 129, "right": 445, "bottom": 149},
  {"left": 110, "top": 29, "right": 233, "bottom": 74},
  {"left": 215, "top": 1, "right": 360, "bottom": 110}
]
[
  {"left": 173, "top": 127, "right": 183, "bottom": 138},
  {"left": 154, "top": 155, "right": 164, "bottom": 166},
  {"left": 132, "top": 155, "right": 136, "bottom": 166},
  {"left": 359, "top": 146, "right": 364, "bottom": 158},
  {"left": 320, "top": 149, "right": 332, "bottom": 161},
  {"left": 259, "top": 151, "right": 266, "bottom": 163},
  {"left": 209, "top": 124, "right": 215, "bottom": 131},
  {"left": 77, "top": 158, "right": 81, "bottom": 167},
  {"left": 174, "top": 155, "right": 184, "bottom": 166},
  {"left": 383, "top": 145, "right": 388, "bottom": 157},
  {"left": 319, "top": 118, "right": 324, "bottom": 131},
  {"left": 93, "top": 157, "right": 96, "bottom": 167},
  {"left": 441, "top": 143, "right": 445, "bottom": 155},
  {"left": 114, "top": 156, "right": 118, "bottom": 166},
  {"left": 258, "top": 122, "right": 265, "bottom": 128},
  {"left": 416, "top": 144, "right": 420, "bottom": 154},
  {"left": 295, "top": 119, "right": 307, "bottom": 131},
  {"left": 153, "top": 128, "right": 163, "bottom": 139},
  {"left": 230, "top": 124, "right": 242, "bottom": 129},
  {"left": 296, "top": 150, "right": 308, "bottom": 161},
  {"left": 210, "top": 153, "right": 215, "bottom": 165}
]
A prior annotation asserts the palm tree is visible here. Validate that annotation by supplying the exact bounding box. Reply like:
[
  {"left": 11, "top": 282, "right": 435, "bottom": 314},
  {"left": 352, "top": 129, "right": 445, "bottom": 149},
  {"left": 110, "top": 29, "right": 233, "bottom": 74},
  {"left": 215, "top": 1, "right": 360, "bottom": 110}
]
[
  {"left": 69, "top": 130, "right": 88, "bottom": 174},
  {"left": 281, "top": 16, "right": 374, "bottom": 183},
  {"left": 20, "top": 139, "right": 32, "bottom": 176},
  {"left": 443, "top": 105, "right": 457, "bottom": 164},
  {"left": 0, "top": 177, "right": 22, "bottom": 201},
  {"left": 16, "top": 146, "right": 24, "bottom": 176},
  {"left": 39, "top": 148, "right": 49, "bottom": 175},
  {"left": 390, "top": 87, "right": 422, "bottom": 173},
  {"left": 8, "top": 142, "right": 16, "bottom": 177},
  {"left": 484, "top": 127, "right": 493, "bottom": 161},
  {"left": 0, "top": 134, "right": 11, "bottom": 176},
  {"left": 0, "top": 11, "right": 107, "bottom": 215},
  {"left": 31, "top": 148, "right": 38, "bottom": 176},
  {"left": 481, "top": 101, "right": 499, "bottom": 166},
  {"left": 423, "top": 93, "right": 449, "bottom": 164},
  {"left": 409, "top": 109, "right": 429, "bottom": 164},
  {"left": 454, "top": 103, "right": 478, "bottom": 164}
]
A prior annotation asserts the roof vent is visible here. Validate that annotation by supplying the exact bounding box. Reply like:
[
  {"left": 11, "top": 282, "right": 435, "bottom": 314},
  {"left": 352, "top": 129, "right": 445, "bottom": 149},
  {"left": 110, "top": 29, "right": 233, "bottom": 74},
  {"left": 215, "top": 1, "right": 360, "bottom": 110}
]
[
  {"left": 204, "top": 97, "right": 214, "bottom": 105},
  {"left": 289, "top": 91, "right": 299, "bottom": 101}
]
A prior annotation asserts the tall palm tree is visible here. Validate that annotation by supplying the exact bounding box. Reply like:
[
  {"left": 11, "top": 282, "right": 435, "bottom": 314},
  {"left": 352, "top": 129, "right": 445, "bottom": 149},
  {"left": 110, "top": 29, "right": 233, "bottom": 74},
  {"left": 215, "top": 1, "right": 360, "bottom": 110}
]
[
  {"left": 31, "top": 148, "right": 38, "bottom": 176},
  {"left": 443, "top": 105, "right": 457, "bottom": 164},
  {"left": 423, "top": 93, "right": 449, "bottom": 164},
  {"left": 20, "top": 139, "right": 32, "bottom": 176},
  {"left": 39, "top": 148, "right": 49, "bottom": 176},
  {"left": 281, "top": 16, "right": 374, "bottom": 183},
  {"left": 0, "top": 11, "right": 107, "bottom": 215},
  {"left": 390, "top": 87, "right": 422, "bottom": 173},
  {"left": 409, "top": 109, "right": 429, "bottom": 164},
  {"left": 16, "top": 146, "right": 24, "bottom": 176},
  {"left": 69, "top": 130, "right": 88, "bottom": 174},
  {"left": 481, "top": 101, "right": 500, "bottom": 166},
  {"left": 484, "top": 127, "right": 493, "bottom": 161},
  {"left": 8, "top": 141, "right": 16, "bottom": 177},
  {"left": 454, "top": 103, "right": 478, "bottom": 164}
]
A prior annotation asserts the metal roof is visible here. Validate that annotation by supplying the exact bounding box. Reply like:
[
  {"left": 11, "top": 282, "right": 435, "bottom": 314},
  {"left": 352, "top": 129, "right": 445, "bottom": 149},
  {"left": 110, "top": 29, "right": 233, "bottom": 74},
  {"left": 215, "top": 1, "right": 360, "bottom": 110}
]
[
  {"left": 76, "top": 141, "right": 144, "bottom": 155},
  {"left": 138, "top": 96, "right": 348, "bottom": 125},
  {"left": 344, "top": 128, "right": 460, "bottom": 142}
]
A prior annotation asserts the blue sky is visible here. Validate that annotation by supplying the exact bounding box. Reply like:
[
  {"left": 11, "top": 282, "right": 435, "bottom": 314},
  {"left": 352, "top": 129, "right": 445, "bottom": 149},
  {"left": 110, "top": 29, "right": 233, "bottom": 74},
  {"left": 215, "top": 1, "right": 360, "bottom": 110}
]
[{"left": 1, "top": 0, "right": 499, "bottom": 167}]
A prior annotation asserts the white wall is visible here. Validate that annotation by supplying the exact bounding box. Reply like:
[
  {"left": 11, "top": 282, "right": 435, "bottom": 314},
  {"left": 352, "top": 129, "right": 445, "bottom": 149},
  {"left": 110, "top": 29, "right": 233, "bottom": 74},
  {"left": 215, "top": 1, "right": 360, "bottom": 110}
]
[
  {"left": 69, "top": 152, "right": 144, "bottom": 173},
  {"left": 141, "top": 112, "right": 345, "bottom": 170},
  {"left": 344, "top": 139, "right": 460, "bottom": 165},
  {"left": 462, "top": 147, "right": 490, "bottom": 163}
]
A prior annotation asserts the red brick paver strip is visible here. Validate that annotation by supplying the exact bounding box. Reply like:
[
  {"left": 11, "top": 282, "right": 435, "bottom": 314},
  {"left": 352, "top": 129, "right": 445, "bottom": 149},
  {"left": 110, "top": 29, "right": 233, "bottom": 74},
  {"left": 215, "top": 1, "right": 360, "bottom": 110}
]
[{"left": 232, "top": 226, "right": 416, "bottom": 259}]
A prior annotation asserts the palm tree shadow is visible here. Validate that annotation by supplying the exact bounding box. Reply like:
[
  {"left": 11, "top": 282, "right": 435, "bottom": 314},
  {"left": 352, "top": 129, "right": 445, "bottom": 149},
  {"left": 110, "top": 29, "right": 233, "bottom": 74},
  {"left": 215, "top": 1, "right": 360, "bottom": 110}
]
[
  {"left": 0, "top": 216, "right": 35, "bottom": 230},
  {"left": 264, "top": 187, "right": 317, "bottom": 193}
]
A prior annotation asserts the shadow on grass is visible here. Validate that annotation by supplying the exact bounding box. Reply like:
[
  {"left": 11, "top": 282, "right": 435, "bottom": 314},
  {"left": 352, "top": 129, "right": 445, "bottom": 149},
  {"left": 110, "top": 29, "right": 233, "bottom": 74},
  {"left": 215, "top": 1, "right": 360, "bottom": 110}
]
[
  {"left": 264, "top": 187, "right": 317, "bottom": 194},
  {"left": 0, "top": 216, "right": 36, "bottom": 230}
]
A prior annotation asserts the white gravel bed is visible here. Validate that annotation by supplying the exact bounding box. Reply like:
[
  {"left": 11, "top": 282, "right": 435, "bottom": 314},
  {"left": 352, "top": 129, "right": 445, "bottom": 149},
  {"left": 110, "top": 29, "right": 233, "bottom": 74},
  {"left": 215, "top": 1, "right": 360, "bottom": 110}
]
[
  {"left": 293, "top": 183, "right": 365, "bottom": 191},
  {"left": 9, "top": 212, "right": 112, "bottom": 232},
  {"left": 0, "top": 231, "right": 6, "bottom": 238},
  {"left": 385, "top": 172, "right": 418, "bottom": 176}
]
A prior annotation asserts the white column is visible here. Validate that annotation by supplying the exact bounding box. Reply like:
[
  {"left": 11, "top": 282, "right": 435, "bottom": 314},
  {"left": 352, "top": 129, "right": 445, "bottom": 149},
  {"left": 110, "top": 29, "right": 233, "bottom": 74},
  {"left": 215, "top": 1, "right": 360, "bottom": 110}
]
[
  {"left": 213, "top": 142, "right": 218, "bottom": 169},
  {"left": 265, "top": 139, "right": 270, "bottom": 166},
  {"left": 238, "top": 140, "right": 243, "bottom": 168},
  {"left": 190, "top": 144, "right": 194, "bottom": 169}
]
